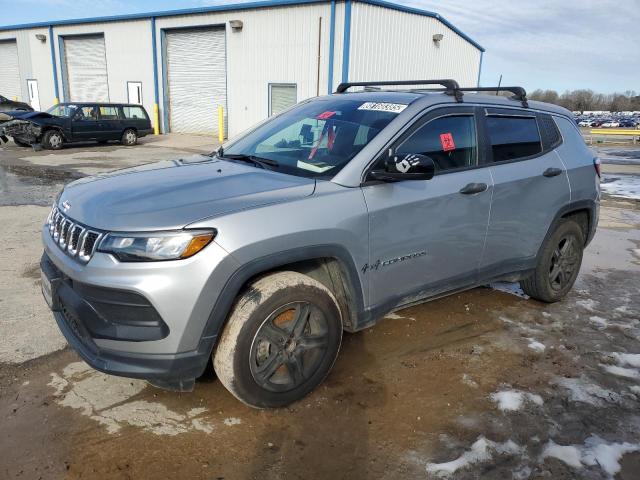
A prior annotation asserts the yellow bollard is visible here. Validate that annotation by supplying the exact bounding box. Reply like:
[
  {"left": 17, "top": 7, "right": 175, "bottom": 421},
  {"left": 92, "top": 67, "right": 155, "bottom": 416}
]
[
  {"left": 54, "top": 98, "right": 59, "bottom": 105},
  {"left": 218, "top": 105, "right": 224, "bottom": 143},
  {"left": 153, "top": 103, "right": 160, "bottom": 135}
]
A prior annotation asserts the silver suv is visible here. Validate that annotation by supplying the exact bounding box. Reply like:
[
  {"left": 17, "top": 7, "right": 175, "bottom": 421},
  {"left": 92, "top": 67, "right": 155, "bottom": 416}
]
[{"left": 40, "top": 80, "right": 600, "bottom": 408}]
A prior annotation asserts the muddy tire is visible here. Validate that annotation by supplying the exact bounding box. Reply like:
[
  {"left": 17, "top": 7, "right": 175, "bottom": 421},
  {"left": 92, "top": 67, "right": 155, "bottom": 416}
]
[
  {"left": 520, "top": 219, "right": 584, "bottom": 303},
  {"left": 42, "top": 130, "right": 63, "bottom": 150},
  {"left": 121, "top": 128, "right": 137, "bottom": 146},
  {"left": 213, "top": 271, "right": 342, "bottom": 409}
]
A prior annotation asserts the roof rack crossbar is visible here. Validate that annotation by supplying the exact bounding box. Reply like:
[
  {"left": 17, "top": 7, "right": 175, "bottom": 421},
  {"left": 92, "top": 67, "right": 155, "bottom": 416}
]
[
  {"left": 336, "top": 79, "right": 460, "bottom": 95},
  {"left": 456, "top": 86, "right": 529, "bottom": 107}
]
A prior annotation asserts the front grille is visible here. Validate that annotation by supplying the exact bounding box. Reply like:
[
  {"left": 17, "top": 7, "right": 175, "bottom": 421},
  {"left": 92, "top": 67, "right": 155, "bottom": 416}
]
[{"left": 46, "top": 205, "right": 103, "bottom": 263}]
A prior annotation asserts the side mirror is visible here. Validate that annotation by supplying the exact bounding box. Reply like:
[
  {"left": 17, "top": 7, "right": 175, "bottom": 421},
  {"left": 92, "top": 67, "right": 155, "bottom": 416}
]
[{"left": 370, "top": 153, "right": 435, "bottom": 181}]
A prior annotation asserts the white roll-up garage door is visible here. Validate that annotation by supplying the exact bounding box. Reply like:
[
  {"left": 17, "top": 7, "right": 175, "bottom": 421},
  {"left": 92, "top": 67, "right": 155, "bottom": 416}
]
[
  {"left": 63, "top": 35, "right": 109, "bottom": 102},
  {"left": 0, "top": 40, "right": 22, "bottom": 101},
  {"left": 166, "top": 27, "right": 226, "bottom": 135}
]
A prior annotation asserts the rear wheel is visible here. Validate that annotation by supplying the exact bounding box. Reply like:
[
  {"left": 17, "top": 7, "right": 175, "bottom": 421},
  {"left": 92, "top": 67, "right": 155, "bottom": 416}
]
[
  {"left": 213, "top": 271, "right": 342, "bottom": 408},
  {"left": 42, "top": 130, "right": 63, "bottom": 150},
  {"left": 121, "top": 128, "right": 137, "bottom": 146},
  {"left": 520, "top": 219, "right": 584, "bottom": 302}
]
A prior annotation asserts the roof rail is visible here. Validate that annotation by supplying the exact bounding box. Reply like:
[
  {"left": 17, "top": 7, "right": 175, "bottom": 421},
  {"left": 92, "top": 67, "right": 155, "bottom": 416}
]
[
  {"left": 455, "top": 86, "right": 529, "bottom": 107},
  {"left": 335, "top": 80, "right": 529, "bottom": 107},
  {"left": 335, "top": 79, "right": 460, "bottom": 95}
]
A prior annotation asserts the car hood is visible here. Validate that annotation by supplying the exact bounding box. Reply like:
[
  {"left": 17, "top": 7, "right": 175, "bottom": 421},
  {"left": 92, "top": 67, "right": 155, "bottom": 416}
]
[{"left": 58, "top": 156, "right": 316, "bottom": 231}]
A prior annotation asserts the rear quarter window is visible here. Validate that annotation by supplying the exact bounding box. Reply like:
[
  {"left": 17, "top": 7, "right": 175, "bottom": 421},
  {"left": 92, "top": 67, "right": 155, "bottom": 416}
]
[
  {"left": 122, "top": 106, "right": 147, "bottom": 120},
  {"left": 486, "top": 115, "right": 542, "bottom": 162}
]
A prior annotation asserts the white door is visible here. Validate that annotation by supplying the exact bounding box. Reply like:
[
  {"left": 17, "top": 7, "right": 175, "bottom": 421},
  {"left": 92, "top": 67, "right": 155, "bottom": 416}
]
[
  {"left": 27, "top": 80, "right": 40, "bottom": 111},
  {"left": 127, "top": 82, "right": 142, "bottom": 104},
  {"left": 0, "top": 40, "right": 21, "bottom": 101},
  {"left": 166, "top": 27, "right": 227, "bottom": 135},
  {"left": 63, "top": 34, "right": 109, "bottom": 102}
]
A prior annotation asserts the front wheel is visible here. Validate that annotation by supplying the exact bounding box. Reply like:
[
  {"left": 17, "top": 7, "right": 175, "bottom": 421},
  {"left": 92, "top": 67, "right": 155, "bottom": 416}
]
[
  {"left": 121, "top": 128, "right": 138, "bottom": 146},
  {"left": 42, "top": 130, "right": 63, "bottom": 150},
  {"left": 520, "top": 219, "right": 584, "bottom": 302},
  {"left": 213, "top": 271, "right": 343, "bottom": 408}
]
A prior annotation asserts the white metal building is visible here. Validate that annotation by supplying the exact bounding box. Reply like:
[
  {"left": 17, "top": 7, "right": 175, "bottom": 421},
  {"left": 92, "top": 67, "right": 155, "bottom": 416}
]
[{"left": 0, "top": 0, "right": 484, "bottom": 138}]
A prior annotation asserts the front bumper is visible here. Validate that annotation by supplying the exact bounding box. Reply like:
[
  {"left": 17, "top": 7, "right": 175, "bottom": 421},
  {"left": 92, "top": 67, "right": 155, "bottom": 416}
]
[{"left": 41, "top": 252, "right": 211, "bottom": 390}]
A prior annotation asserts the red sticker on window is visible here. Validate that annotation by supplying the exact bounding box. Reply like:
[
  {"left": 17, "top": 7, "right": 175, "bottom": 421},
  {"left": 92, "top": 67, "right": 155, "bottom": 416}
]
[
  {"left": 316, "top": 111, "right": 336, "bottom": 120},
  {"left": 440, "top": 132, "right": 456, "bottom": 151}
]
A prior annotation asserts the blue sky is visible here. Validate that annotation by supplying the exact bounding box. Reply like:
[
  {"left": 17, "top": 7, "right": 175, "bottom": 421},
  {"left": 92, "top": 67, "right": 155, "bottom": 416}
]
[{"left": 2, "top": 0, "right": 638, "bottom": 94}]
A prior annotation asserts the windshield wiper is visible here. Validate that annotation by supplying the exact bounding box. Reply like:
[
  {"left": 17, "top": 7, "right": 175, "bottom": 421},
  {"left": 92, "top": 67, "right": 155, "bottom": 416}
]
[{"left": 218, "top": 153, "right": 279, "bottom": 169}]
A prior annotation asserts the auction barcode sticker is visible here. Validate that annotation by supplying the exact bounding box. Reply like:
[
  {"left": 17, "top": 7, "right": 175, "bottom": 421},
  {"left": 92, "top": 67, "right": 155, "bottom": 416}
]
[{"left": 358, "top": 102, "right": 408, "bottom": 113}]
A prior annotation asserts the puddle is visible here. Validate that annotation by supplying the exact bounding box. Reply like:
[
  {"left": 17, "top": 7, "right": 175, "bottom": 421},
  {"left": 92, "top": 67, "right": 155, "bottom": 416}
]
[{"left": 0, "top": 164, "right": 78, "bottom": 206}]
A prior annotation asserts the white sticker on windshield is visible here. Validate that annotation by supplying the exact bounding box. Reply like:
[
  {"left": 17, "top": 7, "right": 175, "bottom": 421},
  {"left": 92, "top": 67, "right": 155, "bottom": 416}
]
[{"left": 358, "top": 102, "right": 407, "bottom": 113}]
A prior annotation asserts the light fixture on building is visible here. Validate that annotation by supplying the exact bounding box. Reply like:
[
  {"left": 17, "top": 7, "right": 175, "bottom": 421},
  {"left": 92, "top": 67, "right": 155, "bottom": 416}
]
[
  {"left": 229, "top": 20, "right": 243, "bottom": 31},
  {"left": 35, "top": 33, "right": 47, "bottom": 43},
  {"left": 432, "top": 33, "right": 443, "bottom": 45}
]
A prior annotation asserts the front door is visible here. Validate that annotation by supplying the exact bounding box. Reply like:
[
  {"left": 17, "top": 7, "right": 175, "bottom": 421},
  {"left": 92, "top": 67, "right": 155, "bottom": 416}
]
[
  {"left": 362, "top": 107, "right": 493, "bottom": 309},
  {"left": 27, "top": 79, "right": 40, "bottom": 111}
]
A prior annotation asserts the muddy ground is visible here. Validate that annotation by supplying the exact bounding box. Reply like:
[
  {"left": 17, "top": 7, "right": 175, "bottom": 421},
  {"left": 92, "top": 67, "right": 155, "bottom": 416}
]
[{"left": 1, "top": 139, "right": 639, "bottom": 480}]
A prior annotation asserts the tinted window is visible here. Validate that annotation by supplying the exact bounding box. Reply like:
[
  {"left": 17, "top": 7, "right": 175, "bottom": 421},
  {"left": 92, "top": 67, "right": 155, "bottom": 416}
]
[
  {"left": 122, "top": 106, "right": 147, "bottom": 120},
  {"left": 487, "top": 116, "right": 542, "bottom": 161},
  {"left": 99, "top": 106, "right": 119, "bottom": 120},
  {"left": 396, "top": 115, "right": 477, "bottom": 172}
]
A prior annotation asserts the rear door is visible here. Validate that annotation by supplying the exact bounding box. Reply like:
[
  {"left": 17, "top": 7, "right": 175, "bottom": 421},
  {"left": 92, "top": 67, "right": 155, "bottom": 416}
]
[
  {"left": 479, "top": 108, "right": 570, "bottom": 274},
  {"left": 97, "top": 105, "right": 122, "bottom": 140},
  {"left": 362, "top": 106, "right": 493, "bottom": 307}
]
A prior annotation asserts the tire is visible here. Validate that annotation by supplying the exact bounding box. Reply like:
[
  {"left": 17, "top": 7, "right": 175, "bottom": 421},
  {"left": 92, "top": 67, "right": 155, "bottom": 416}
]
[
  {"left": 42, "top": 130, "right": 63, "bottom": 150},
  {"left": 121, "top": 128, "right": 138, "bottom": 146},
  {"left": 213, "top": 271, "right": 343, "bottom": 408},
  {"left": 520, "top": 219, "right": 584, "bottom": 303},
  {"left": 13, "top": 138, "right": 31, "bottom": 147}
]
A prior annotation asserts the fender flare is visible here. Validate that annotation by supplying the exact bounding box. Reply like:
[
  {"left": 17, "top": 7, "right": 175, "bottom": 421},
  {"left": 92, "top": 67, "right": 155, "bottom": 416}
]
[
  {"left": 196, "top": 244, "right": 365, "bottom": 357},
  {"left": 537, "top": 199, "right": 598, "bottom": 260}
]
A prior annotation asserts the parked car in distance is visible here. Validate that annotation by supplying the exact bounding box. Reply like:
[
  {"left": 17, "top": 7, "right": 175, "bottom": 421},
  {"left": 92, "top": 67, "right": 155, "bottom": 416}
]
[
  {"left": 1, "top": 103, "right": 152, "bottom": 149},
  {"left": 41, "top": 80, "right": 599, "bottom": 408},
  {"left": 601, "top": 120, "right": 620, "bottom": 128},
  {"left": 0, "top": 94, "right": 33, "bottom": 112},
  {"left": 578, "top": 120, "right": 592, "bottom": 127}
]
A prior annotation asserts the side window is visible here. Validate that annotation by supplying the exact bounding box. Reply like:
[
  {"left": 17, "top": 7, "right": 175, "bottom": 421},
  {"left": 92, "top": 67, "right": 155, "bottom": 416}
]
[
  {"left": 74, "top": 106, "right": 98, "bottom": 121},
  {"left": 99, "top": 106, "right": 119, "bottom": 120},
  {"left": 396, "top": 115, "right": 477, "bottom": 172},
  {"left": 486, "top": 116, "right": 542, "bottom": 162},
  {"left": 122, "top": 106, "right": 146, "bottom": 120}
]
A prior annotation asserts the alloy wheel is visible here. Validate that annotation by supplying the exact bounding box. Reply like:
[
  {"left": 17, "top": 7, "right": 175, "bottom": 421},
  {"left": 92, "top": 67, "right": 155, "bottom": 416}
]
[
  {"left": 548, "top": 235, "right": 579, "bottom": 291},
  {"left": 250, "top": 301, "right": 329, "bottom": 393}
]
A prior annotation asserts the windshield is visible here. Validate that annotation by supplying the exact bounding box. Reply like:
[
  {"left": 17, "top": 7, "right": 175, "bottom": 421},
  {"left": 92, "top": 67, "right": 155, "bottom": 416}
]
[
  {"left": 222, "top": 98, "right": 404, "bottom": 178},
  {"left": 46, "top": 104, "right": 77, "bottom": 117}
]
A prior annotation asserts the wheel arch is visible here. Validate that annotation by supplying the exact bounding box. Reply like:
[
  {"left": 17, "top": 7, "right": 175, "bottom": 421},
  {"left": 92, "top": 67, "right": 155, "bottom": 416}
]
[
  {"left": 538, "top": 200, "right": 598, "bottom": 260},
  {"left": 198, "top": 245, "right": 364, "bottom": 362}
]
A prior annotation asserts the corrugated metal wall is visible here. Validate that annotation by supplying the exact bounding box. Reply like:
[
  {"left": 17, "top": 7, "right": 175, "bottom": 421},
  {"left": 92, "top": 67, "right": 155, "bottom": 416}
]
[{"left": 348, "top": 2, "right": 481, "bottom": 88}]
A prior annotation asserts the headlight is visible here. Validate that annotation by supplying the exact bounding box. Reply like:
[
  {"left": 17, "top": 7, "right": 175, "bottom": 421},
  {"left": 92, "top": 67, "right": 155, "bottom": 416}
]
[{"left": 97, "top": 230, "right": 215, "bottom": 262}]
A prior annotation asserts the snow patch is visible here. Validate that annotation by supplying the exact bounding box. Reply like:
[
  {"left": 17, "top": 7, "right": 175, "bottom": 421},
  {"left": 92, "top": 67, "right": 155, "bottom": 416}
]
[
  {"left": 48, "top": 361, "right": 215, "bottom": 435},
  {"left": 610, "top": 352, "right": 640, "bottom": 368},
  {"left": 461, "top": 373, "right": 478, "bottom": 388},
  {"left": 426, "top": 436, "right": 522, "bottom": 477},
  {"left": 600, "top": 174, "right": 640, "bottom": 200},
  {"left": 601, "top": 364, "right": 640, "bottom": 379},
  {"left": 576, "top": 299, "right": 598, "bottom": 311},
  {"left": 589, "top": 316, "right": 609, "bottom": 329},
  {"left": 488, "top": 282, "right": 529, "bottom": 299},
  {"left": 555, "top": 376, "right": 623, "bottom": 406},
  {"left": 541, "top": 435, "right": 640, "bottom": 478},
  {"left": 490, "top": 389, "right": 543, "bottom": 412},
  {"left": 527, "top": 339, "right": 546, "bottom": 352},
  {"left": 224, "top": 417, "right": 242, "bottom": 426},
  {"left": 630, "top": 385, "right": 640, "bottom": 395}
]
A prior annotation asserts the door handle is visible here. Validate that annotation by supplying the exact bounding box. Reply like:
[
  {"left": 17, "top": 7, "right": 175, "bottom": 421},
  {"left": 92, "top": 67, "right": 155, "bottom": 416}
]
[
  {"left": 543, "top": 167, "right": 563, "bottom": 177},
  {"left": 459, "top": 182, "right": 488, "bottom": 195}
]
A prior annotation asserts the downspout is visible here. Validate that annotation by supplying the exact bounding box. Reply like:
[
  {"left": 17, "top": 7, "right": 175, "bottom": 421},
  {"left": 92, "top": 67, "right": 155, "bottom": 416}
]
[
  {"left": 477, "top": 51, "right": 483, "bottom": 87},
  {"left": 151, "top": 17, "right": 160, "bottom": 135},
  {"left": 48, "top": 25, "right": 59, "bottom": 104}
]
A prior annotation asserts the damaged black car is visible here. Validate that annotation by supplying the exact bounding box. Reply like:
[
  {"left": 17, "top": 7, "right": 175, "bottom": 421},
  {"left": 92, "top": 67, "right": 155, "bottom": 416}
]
[{"left": 0, "top": 103, "right": 153, "bottom": 150}]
